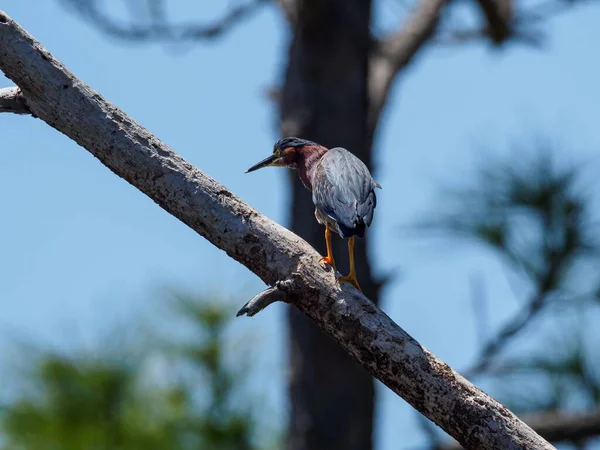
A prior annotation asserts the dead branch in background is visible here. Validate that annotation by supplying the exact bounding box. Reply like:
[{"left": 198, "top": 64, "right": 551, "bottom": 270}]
[
  {"left": 59, "top": 0, "right": 269, "bottom": 41},
  {"left": 441, "top": 410, "right": 600, "bottom": 449},
  {"left": 474, "top": 0, "right": 513, "bottom": 43},
  {"left": 59, "top": 0, "right": 595, "bottom": 46},
  {"left": 465, "top": 268, "right": 559, "bottom": 378},
  {"left": 368, "top": 0, "right": 449, "bottom": 140},
  {"left": 437, "top": 0, "right": 596, "bottom": 45}
]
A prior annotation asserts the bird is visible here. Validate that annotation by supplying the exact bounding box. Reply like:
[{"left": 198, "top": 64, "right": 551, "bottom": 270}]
[{"left": 245, "top": 137, "right": 381, "bottom": 291}]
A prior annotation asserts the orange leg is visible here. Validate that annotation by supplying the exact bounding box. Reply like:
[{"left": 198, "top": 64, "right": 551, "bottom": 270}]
[
  {"left": 319, "top": 225, "right": 336, "bottom": 270},
  {"left": 338, "top": 237, "right": 361, "bottom": 291}
]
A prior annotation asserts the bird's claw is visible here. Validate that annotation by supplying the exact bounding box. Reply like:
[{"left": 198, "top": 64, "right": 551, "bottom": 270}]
[
  {"left": 337, "top": 275, "right": 361, "bottom": 291},
  {"left": 319, "top": 256, "right": 336, "bottom": 271}
]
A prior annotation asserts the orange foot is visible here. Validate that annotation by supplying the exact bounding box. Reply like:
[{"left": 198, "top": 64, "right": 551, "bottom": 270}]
[
  {"left": 337, "top": 274, "right": 361, "bottom": 291},
  {"left": 319, "top": 255, "right": 335, "bottom": 269}
]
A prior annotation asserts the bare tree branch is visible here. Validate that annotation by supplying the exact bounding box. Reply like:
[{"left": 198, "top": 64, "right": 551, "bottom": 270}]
[
  {"left": 60, "top": 0, "right": 269, "bottom": 41},
  {"left": 465, "top": 292, "right": 546, "bottom": 377},
  {"left": 369, "top": 0, "right": 590, "bottom": 100},
  {"left": 0, "top": 10, "right": 553, "bottom": 450},
  {"left": 237, "top": 282, "right": 292, "bottom": 317},
  {"left": 368, "top": 0, "right": 449, "bottom": 137},
  {"left": 436, "top": 0, "right": 597, "bottom": 47},
  {"left": 474, "top": 0, "right": 513, "bottom": 44},
  {"left": 0, "top": 86, "right": 29, "bottom": 114},
  {"left": 441, "top": 409, "right": 600, "bottom": 449},
  {"left": 465, "top": 241, "right": 563, "bottom": 378},
  {"left": 511, "top": 410, "right": 600, "bottom": 444}
]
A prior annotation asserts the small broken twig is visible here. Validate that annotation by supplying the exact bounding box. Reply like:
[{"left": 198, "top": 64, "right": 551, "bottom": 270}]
[
  {"left": 0, "top": 87, "right": 29, "bottom": 114},
  {"left": 237, "top": 280, "right": 294, "bottom": 317}
]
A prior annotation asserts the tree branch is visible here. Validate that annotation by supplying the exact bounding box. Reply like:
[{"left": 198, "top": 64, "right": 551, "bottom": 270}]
[
  {"left": 368, "top": 0, "right": 449, "bottom": 137},
  {"left": 237, "top": 282, "right": 292, "bottom": 317},
  {"left": 474, "top": 0, "right": 513, "bottom": 44},
  {"left": 0, "top": 86, "right": 29, "bottom": 114},
  {"left": 60, "top": 0, "right": 269, "bottom": 41},
  {"left": 465, "top": 296, "right": 544, "bottom": 377},
  {"left": 441, "top": 410, "right": 600, "bottom": 449},
  {"left": 464, "top": 252, "right": 562, "bottom": 378},
  {"left": 0, "top": 10, "right": 553, "bottom": 450},
  {"left": 367, "top": 0, "right": 596, "bottom": 117},
  {"left": 436, "top": 0, "right": 597, "bottom": 47}
]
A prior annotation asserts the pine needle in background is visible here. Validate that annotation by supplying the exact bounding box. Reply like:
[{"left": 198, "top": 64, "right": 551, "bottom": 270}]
[{"left": 412, "top": 141, "right": 600, "bottom": 446}]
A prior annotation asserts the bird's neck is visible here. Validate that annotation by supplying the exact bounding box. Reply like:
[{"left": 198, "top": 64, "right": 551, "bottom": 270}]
[{"left": 297, "top": 145, "right": 328, "bottom": 191}]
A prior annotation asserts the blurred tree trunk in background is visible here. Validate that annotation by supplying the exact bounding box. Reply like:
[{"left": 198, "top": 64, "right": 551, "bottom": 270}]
[{"left": 279, "top": 2, "right": 376, "bottom": 449}]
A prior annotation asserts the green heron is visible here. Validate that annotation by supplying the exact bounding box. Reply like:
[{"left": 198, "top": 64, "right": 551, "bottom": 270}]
[{"left": 246, "top": 137, "right": 381, "bottom": 291}]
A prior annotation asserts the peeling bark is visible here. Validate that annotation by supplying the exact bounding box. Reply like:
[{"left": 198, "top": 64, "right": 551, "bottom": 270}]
[{"left": 0, "top": 10, "right": 554, "bottom": 450}]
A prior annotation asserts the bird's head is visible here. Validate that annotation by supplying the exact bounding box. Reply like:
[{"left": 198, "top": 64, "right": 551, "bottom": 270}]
[{"left": 245, "top": 137, "right": 323, "bottom": 173}]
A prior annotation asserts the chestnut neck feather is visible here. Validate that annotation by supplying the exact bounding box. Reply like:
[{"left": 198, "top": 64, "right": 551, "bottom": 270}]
[{"left": 296, "top": 145, "right": 328, "bottom": 191}]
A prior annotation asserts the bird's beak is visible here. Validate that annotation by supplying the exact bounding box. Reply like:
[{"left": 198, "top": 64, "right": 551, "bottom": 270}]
[{"left": 245, "top": 154, "right": 278, "bottom": 173}]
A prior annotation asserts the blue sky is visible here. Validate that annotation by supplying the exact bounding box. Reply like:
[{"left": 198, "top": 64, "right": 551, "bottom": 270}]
[{"left": 1, "top": 2, "right": 600, "bottom": 449}]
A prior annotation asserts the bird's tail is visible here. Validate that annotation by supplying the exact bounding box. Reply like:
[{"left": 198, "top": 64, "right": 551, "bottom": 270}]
[{"left": 338, "top": 220, "right": 366, "bottom": 239}]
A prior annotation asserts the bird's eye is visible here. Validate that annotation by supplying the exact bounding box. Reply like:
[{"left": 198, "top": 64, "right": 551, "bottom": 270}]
[{"left": 274, "top": 149, "right": 281, "bottom": 157}]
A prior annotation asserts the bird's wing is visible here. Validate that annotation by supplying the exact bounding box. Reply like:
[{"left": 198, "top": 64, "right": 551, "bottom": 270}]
[{"left": 312, "top": 147, "right": 377, "bottom": 231}]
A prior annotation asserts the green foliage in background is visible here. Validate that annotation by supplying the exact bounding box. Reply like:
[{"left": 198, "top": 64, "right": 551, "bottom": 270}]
[{"left": 0, "top": 297, "right": 275, "bottom": 450}]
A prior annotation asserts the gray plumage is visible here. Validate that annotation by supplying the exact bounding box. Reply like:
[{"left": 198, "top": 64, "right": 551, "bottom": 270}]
[{"left": 311, "top": 147, "right": 380, "bottom": 239}]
